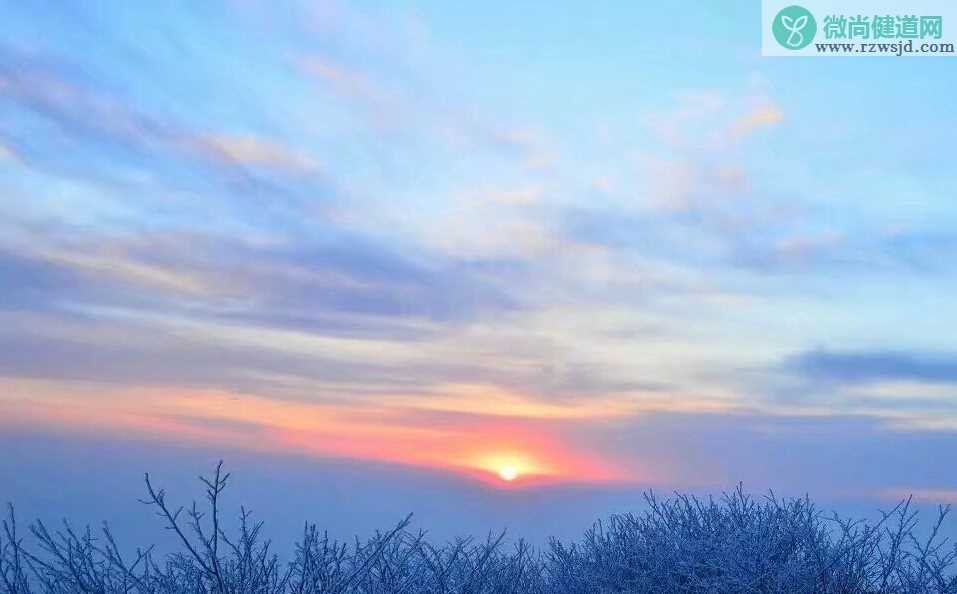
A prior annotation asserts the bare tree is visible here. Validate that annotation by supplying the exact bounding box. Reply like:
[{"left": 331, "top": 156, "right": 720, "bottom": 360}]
[{"left": 3, "top": 465, "right": 955, "bottom": 593}]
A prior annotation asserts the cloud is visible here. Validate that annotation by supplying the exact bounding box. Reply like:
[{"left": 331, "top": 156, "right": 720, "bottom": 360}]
[
  {"left": 487, "top": 128, "right": 555, "bottom": 169},
  {"left": 0, "top": 379, "right": 622, "bottom": 484},
  {"left": 632, "top": 93, "right": 785, "bottom": 225},
  {"left": 646, "top": 90, "right": 726, "bottom": 147},
  {"left": 198, "top": 133, "right": 319, "bottom": 174},
  {"left": 603, "top": 411, "right": 957, "bottom": 493},
  {"left": 0, "top": 139, "right": 18, "bottom": 161},
  {"left": 0, "top": 234, "right": 218, "bottom": 304},
  {"left": 484, "top": 186, "right": 544, "bottom": 206},
  {"left": 0, "top": 47, "right": 341, "bottom": 221},
  {"left": 728, "top": 103, "right": 784, "bottom": 139},
  {"left": 788, "top": 349, "right": 957, "bottom": 386},
  {"left": 0, "top": 51, "right": 175, "bottom": 156},
  {"left": 376, "top": 383, "right": 652, "bottom": 420},
  {"left": 771, "top": 349, "right": 957, "bottom": 431},
  {"left": 0, "top": 227, "right": 518, "bottom": 327},
  {"left": 38, "top": 246, "right": 209, "bottom": 295},
  {"left": 881, "top": 229, "right": 957, "bottom": 273},
  {"left": 301, "top": 57, "right": 384, "bottom": 106},
  {"left": 730, "top": 230, "right": 846, "bottom": 272},
  {"left": 5, "top": 2, "right": 957, "bottom": 502},
  {"left": 880, "top": 488, "right": 957, "bottom": 503}
]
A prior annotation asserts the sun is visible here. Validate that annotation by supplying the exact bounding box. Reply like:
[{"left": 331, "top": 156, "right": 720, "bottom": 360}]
[{"left": 498, "top": 464, "right": 519, "bottom": 482}]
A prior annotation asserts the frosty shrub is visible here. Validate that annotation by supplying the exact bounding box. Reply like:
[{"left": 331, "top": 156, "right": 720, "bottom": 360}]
[{"left": 2, "top": 463, "right": 955, "bottom": 593}]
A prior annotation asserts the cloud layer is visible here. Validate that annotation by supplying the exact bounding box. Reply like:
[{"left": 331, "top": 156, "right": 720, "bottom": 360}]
[{"left": 1, "top": 1, "right": 956, "bottom": 497}]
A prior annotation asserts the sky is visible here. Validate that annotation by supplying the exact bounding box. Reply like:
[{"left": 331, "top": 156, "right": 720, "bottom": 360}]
[{"left": 2, "top": 1, "right": 957, "bottom": 543}]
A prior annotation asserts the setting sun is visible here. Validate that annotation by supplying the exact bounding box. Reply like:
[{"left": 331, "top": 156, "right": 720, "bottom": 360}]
[{"left": 498, "top": 464, "right": 519, "bottom": 481}]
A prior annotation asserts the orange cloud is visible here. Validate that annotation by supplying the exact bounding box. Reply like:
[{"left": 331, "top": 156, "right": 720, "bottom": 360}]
[
  {"left": 729, "top": 104, "right": 784, "bottom": 138},
  {"left": 378, "top": 383, "right": 647, "bottom": 420},
  {"left": 0, "top": 380, "right": 627, "bottom": 486}
]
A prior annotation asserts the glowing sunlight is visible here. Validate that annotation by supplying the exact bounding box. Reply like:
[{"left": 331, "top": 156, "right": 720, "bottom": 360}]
[{"left": 498, "top": 464, "right": 519, "bottom": 482}]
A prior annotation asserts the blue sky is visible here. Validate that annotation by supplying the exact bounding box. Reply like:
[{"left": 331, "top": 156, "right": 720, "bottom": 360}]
[{"left": 2, "top": 0, "right": 957, "bottom": 538}]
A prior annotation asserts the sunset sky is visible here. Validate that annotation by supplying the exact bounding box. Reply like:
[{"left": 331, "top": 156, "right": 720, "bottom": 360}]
[{"left": 2, "top": 1, "right": 957, "bottom": 540}]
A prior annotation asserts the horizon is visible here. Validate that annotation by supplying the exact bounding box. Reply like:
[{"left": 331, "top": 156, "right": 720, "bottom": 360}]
[{"left": 2, "top": 0, "right": 957, "bottom": 548}]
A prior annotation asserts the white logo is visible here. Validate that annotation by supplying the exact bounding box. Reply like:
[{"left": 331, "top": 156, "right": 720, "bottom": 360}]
[{"left": 780, "top": 13, "right": 810, "bottom": 47}]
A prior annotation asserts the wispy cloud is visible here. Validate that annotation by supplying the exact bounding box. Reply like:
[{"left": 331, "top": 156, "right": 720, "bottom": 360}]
[
  {"left": 880, "top": 488, "right": 957, "bottom": 504},
  {"left": 788, "top": 349, "right": 957, "bottom": 386},
  {"left": 729, "top": 103, "right": 784, "bottom": 139},
  {"left": 3, "top": 1, "right": 957, "bottom": 496},
  {"left": 0, "top": 138, "right": 18, "bottom": 162},
  {"left": 198, "top": 133, "right": 319, "bottom": 174},
  {"left": 301, "top": 57, "right": 385, "bottom": 106}
]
